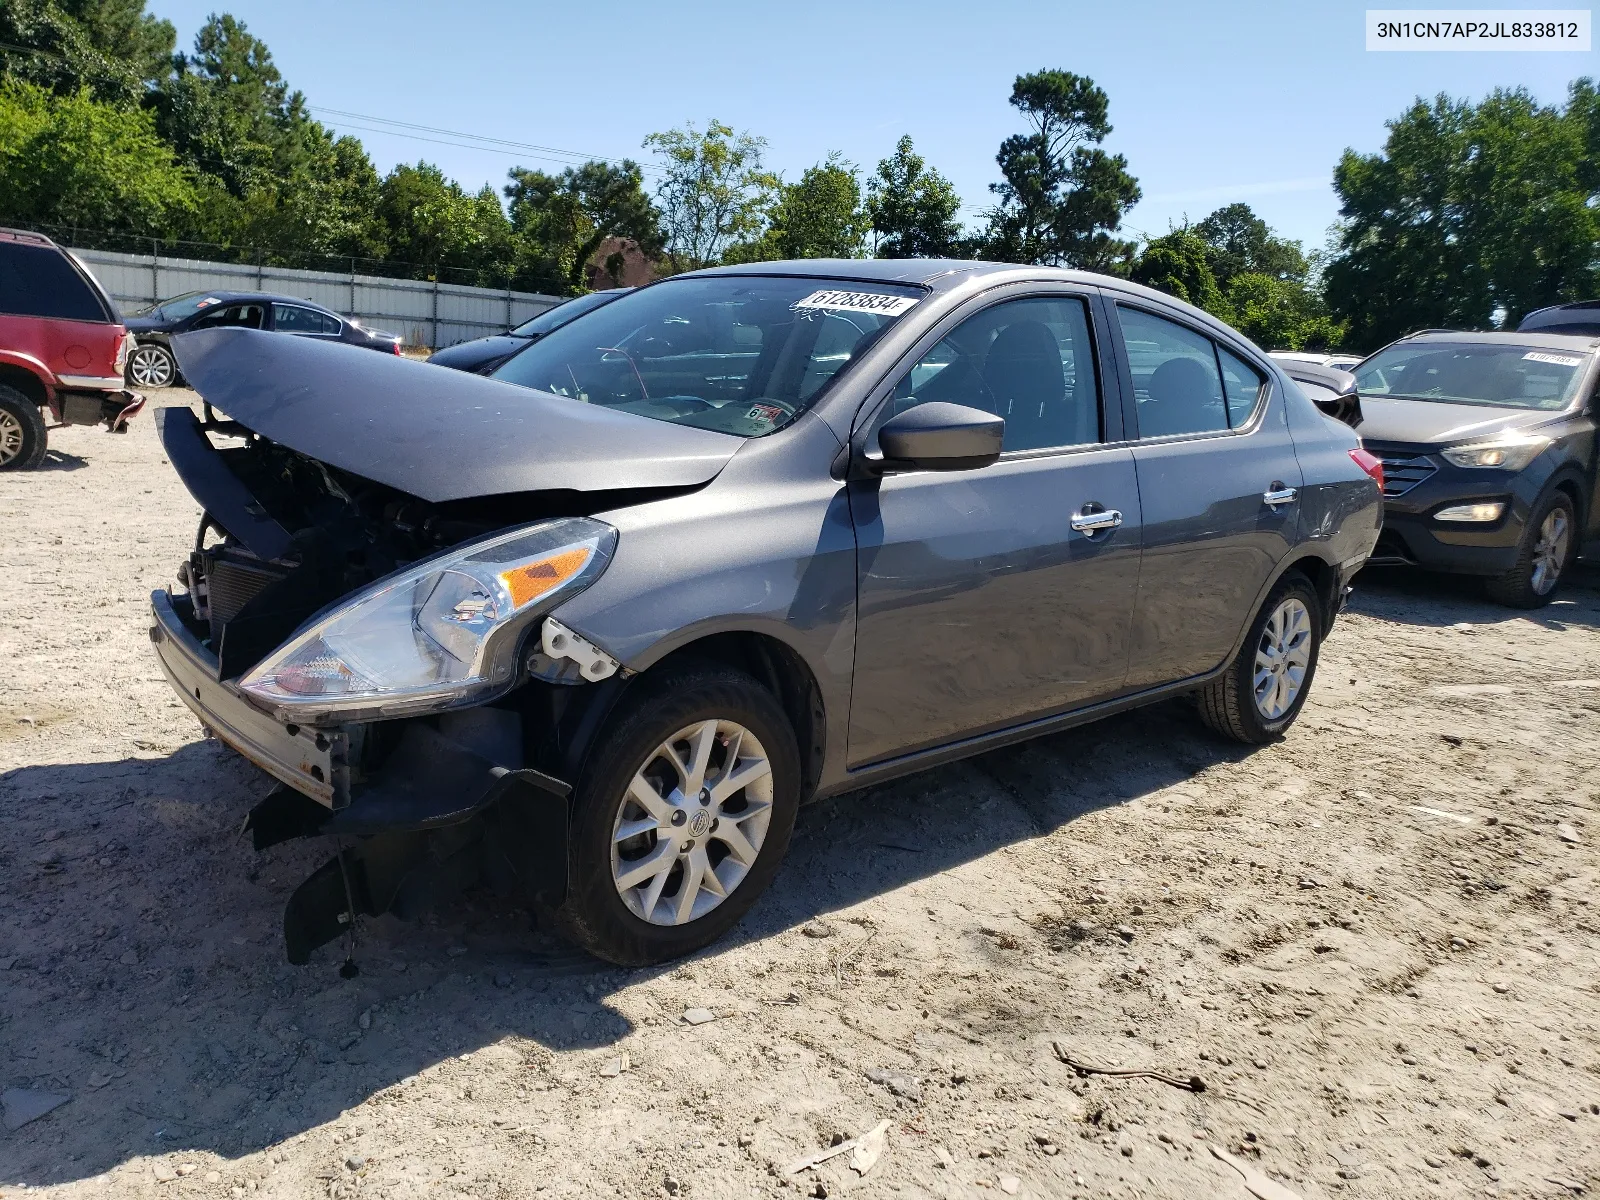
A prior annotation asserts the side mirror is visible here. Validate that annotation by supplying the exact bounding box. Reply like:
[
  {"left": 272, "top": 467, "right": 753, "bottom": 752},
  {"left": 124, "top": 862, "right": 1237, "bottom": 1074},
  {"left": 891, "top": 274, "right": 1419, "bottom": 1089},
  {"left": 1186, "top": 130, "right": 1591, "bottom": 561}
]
[{"left": 876, "top": 402, "right": 1004, "bottom": 471}]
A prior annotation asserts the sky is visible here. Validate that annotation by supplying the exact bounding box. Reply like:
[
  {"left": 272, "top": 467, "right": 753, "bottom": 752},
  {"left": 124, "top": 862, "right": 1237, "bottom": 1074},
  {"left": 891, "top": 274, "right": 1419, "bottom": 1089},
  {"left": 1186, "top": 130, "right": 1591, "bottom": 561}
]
[{"left": 147, "top": 0, "right": 1596, "bottom": 253}]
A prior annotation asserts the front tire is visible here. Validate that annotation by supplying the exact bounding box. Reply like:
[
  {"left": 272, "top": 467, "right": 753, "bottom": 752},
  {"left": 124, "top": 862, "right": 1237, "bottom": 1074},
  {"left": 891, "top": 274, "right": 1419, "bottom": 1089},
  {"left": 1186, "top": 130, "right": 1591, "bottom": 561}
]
[
  {"left": 126, "top": 342, "right": 177, "bottom": 389},
  {"left": 1198, "top": 572, "right": 1322, "bottom": 744},
  {"left": 556, "top": 664, "right": 801, "bottom": 966},
  {"left": 0, "top": 385, "right": 48, "bottom": 471},
  {"left": 1484, "top": 491, "right": 1574, "bottom": 608}
]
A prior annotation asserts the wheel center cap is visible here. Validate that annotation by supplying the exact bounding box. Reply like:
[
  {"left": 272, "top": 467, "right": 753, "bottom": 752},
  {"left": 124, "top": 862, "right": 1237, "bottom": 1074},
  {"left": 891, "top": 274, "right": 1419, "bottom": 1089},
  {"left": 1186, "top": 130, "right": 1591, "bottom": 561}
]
[{"left": 687, "top": 810, "right": 712, "bottom": 838}]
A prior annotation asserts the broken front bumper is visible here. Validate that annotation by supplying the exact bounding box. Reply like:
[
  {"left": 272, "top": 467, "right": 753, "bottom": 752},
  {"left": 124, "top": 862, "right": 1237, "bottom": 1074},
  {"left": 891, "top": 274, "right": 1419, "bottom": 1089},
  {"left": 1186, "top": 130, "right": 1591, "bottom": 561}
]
[
  {"left": 149, "top": 588, "right": 348, "bottom": 805},
  {"left": 148, "top": 588, "right": 573, "bottom": 964}
]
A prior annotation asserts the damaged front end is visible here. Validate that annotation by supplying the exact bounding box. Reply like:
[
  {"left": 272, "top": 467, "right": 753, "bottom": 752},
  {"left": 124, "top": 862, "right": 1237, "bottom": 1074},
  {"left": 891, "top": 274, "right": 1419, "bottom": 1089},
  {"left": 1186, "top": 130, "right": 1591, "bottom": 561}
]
[{"left": 148, "top": 404, "right": 630, "bottom": 964}]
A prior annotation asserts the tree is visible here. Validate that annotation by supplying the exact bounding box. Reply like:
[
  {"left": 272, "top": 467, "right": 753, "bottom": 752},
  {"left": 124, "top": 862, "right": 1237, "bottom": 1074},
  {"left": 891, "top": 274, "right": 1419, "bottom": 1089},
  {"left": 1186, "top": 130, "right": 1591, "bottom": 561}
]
[
  {"left": 727, "top": 153, "right": 869, "bottom": 262},
  {"left": 1324, "top": 80, "right": 1600, "bottom": 349},
  {"left": 376, "top": 162, "right": 517, "bottom": 284},
  {"left": 867, "top": 135, "right": 966, "bottom": 258},
  {"left": 643, "top": 120, "right": 777, "bottom": 270},
  {"left": 1224, "top": 272, "right": 1346, "bottom": 351},
  {"left": 0, "top": 0, "right": 174, "bottom": 105},
  {"left": 1131, "top": 227, "right": 1228, "bottom": 316},
  {"left": 983, "top": 69, "right": 1141, "bottom": 268},
  {"left": 1192, "top": 202, "right": 1308, "bottom": 289},
  {"left": 0, "top": 80, "right": 195, "bottom": 233},
  {"left": 505, "top": 159, "right": 661, "bottom": 292}
]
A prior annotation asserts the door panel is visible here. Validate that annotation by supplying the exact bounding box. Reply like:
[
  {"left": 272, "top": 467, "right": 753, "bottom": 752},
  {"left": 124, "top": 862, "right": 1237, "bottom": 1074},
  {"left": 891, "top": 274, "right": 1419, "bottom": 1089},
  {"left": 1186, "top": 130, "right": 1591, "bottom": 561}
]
[
  {"left": 847, "top": 449, "right": 1142, "bottom": 766},
  {"left": 1112, "top": 304, "right": 1303, "bottom": 689}
]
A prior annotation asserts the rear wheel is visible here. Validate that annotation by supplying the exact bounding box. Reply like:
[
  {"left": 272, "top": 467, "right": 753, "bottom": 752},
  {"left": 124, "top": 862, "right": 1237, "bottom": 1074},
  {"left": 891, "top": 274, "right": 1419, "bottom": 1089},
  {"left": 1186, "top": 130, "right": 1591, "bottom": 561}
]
[
  {"left": 1198, "top": 572, "right": 1322, "bottom": 744},
  {"left": 555, "top": 664, "right": 801, "bottom": 965},
  {"left": 1485, "top": 491, "right": 1574, "bottom": 608},
  {"left": 0, "top": 385, "right": 47, "bottom": 471},
  {"left": 126, "top": 342, "right": 176, "bottom": 389}
]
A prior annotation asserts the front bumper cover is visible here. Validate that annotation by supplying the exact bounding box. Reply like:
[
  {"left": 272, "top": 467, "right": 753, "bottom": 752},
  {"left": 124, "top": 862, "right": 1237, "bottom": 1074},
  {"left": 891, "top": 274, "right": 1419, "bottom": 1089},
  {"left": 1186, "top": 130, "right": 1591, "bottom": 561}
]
[{"left": 149, "top": 588, "right": 573, "bottom": 964}]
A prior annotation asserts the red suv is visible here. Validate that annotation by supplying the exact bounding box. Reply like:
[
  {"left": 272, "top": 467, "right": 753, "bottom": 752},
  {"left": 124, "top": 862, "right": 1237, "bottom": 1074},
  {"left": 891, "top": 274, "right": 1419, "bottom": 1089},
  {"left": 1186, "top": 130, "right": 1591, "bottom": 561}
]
[{"left": 0, "top": 229, "right": 145, "bottom": 470}]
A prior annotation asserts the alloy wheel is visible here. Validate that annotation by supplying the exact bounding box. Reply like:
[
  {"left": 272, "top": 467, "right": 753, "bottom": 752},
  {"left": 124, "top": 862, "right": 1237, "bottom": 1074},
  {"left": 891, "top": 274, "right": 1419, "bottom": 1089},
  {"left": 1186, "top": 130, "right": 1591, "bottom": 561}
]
[
  {"left": 1252, "top": 597, "right": 1313, "bottom": 721},
  {"left": 610, "top": 718, "right": 775, "bottom": 926},
  {"left": 1530, "top": 507, "right": 1570, "bottom": 595},
  {"left": 127, "top": 344, "right": 174, "bottom": 388},
  {"left": 0, "top": 408, "right": 21, "bottom": 465}
]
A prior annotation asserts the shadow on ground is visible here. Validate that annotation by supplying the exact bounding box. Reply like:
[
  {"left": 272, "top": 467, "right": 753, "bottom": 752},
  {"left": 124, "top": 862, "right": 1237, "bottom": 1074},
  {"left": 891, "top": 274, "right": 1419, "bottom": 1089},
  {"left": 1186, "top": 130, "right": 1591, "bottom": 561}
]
[
  {"left": 1352, "top": 556, "right": 1600, "bottom": 632},
  {"left": 0, "top": 685, "right": 1249, "bottom": 1185}
]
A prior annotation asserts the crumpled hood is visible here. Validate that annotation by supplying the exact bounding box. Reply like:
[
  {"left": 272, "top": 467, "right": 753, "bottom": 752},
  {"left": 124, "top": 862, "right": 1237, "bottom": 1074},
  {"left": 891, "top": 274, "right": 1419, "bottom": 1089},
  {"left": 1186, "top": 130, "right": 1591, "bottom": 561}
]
[
  {"left": 171, "top": 326, "right": 743, "bottom": 503},
  {"left": 1356, "top": 395, "right": 1563, "bottom": 448}
]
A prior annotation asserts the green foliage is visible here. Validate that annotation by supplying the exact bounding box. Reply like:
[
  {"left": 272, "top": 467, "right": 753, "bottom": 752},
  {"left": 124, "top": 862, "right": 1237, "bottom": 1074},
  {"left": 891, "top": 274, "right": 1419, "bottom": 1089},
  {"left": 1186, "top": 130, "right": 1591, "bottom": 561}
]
[
  {"left": 1131, "top": 228, "right": 1229, "bottom": 315},
  {"left": 375, "top": 163, "right": 517, "bottom": 286},
  {"left": 726, "top": 153, "right": 869, "bottom": 263},
  {"left": 0, "top": 80, "right": 195, "bottom": 233},
  {"left": 0, "top": 0, "right": 174, "bottom": 105},
  {"left": 505, "top": 159, "right": 661, "bottom": 292},
  {"left": 644, "top": 120, "right": 778, "bottom": 270},
  {"left": 1131, "top": 213, "right": 1347, "bottom": 351},
  {"left": 1325, "top": 80, "right": 1600, "bottom": 349},
  {"left": 867, "top": 136, "right": 966, "bottom": 259},
  {"left": 984, "top": 69, "right": 1141, "bottom": 268},
  {"left": 1192, "top": 202, "right": 1308, "bottom": 288},
  {"left": 1224, "top": 272, "right": 1346, "bottom": 351}
]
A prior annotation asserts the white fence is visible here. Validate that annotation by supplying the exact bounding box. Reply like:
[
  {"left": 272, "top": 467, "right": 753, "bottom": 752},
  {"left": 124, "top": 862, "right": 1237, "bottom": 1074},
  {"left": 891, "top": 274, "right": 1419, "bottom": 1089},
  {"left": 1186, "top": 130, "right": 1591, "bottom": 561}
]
[{"left": 68, "top": 247, "right": 565, "bottom": 350}]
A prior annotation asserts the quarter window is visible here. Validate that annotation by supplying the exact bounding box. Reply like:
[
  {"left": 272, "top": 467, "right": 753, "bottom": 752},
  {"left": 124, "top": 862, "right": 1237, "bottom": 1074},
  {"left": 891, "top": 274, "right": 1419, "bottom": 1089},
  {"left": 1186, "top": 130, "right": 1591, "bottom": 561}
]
[
  {"left": 1217, "top": 345, "right": 1266, "bottom": 426},
  {"left": 1118, "top": 306, "right": 1228, "bottom": 437},
  {"left": 886, "top": 296, "right": 1101, "bottom": 453}
]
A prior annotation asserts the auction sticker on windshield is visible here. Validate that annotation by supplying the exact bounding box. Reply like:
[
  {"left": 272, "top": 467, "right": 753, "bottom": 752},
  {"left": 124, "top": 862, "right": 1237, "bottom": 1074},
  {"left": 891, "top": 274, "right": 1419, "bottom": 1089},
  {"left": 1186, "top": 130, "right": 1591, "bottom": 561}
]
[
  {"left": 1524, "top": 351, "right": 1584, "bottom": 366},
  {"left": 793, "top": 289, "right": 919, "bottom": 317}
]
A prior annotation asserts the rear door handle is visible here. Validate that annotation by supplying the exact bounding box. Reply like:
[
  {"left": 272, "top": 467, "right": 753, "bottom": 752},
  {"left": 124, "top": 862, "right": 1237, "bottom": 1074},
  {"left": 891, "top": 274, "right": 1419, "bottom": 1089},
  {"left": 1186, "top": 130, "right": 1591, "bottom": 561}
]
[
  {"left": 1070, "top": 507, "right": 1123, "bottom": 533},
  {"left": 1263, "top": 486, "right": 1298, "bottom": 508}
]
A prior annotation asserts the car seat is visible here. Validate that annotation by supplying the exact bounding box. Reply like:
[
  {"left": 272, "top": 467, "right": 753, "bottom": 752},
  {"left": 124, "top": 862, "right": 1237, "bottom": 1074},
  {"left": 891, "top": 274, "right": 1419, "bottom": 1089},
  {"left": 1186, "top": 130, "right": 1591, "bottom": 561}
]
[
  {"left": 1142, "top": 356, "right": 1220, "bottom": 436},
  {"left": 981, "top": 321, "right": 1081, "bottom": 450}
]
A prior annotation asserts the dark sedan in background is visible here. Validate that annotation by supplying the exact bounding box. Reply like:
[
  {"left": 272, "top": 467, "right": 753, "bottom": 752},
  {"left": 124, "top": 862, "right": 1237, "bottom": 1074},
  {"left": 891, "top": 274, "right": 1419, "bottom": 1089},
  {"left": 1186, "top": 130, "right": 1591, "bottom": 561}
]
[
  {"left": 426, "top": 288, "right": 630, "bottom": 374},
  {"left": 146, "top": 259, "right": 1381, "bottom": 968},
  {"left": 124, "top": 291, "right": 402, "bottom": 388},
  {"left": 1354, "top": 329, "right": 1599, "bottom": 606}
]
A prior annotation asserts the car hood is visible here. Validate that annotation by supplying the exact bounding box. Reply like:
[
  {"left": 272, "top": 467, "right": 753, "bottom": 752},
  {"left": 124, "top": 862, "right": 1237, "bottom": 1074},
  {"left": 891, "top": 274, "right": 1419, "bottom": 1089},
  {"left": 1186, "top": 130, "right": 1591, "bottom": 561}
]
[
  {"left": 124, "top": 314, "right": 168, "bottom": 334},
  {"left": 1355, "top": 395, "right": 1563, "bottom": 447},
  {"left": 426, "top": 334, "right": 526, "bottom": 373},
  {"left": 171, "top": 326, "right": 744, "bottom": 503}
]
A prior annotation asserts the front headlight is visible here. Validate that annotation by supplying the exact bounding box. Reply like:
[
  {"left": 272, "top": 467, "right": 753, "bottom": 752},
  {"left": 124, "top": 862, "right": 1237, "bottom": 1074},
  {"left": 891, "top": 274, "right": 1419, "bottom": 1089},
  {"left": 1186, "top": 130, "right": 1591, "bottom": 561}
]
[
  {"left": 238, "top": 517, "right": 616, "bottom": 721},
  {"left": 1440, "top": 431, "right": 1550, "bottom": 471}
]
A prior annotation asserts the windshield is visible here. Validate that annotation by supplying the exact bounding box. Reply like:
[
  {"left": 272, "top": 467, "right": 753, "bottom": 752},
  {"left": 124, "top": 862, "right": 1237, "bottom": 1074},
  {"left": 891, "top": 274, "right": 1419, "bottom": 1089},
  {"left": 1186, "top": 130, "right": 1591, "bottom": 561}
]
[
  {"left": 510, "top": 289, "right": 622, "bottom": 337},
  {"left": 490, "top": 275, "right": 923, "bottom": 437},
  {"left": 1354, "top": 342, "right": 1589, "bottom": 411},
  {"left": 136, "top": 290, "right": 224, "bottom": 321}
]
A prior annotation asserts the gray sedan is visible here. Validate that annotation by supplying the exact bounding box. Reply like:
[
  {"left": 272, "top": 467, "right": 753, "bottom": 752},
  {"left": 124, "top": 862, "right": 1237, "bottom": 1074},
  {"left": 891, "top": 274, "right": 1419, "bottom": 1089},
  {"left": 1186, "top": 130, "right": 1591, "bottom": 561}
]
[{"left": 147, "top": 260, "right": 1382, "bottom": 967}]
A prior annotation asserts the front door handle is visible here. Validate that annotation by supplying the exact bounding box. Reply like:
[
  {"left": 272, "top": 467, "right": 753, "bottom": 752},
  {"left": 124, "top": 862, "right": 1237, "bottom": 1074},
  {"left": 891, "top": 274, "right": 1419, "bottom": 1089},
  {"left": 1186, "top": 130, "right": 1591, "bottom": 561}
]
[
  {"left": 1070, "top": 507, "right": 1124, "bottom": 533},
  {"left": 1263, "top": 485, "right": 1298, "bottom": 508}
]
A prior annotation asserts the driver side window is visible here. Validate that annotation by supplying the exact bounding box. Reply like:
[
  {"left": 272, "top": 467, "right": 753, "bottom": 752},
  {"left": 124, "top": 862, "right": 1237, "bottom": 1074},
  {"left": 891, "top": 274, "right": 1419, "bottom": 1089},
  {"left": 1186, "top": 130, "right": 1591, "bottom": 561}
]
[
  {"left": 885, "top": 296, "right": 1102, "bottom": 453},
  {"left": 191, "top": 302, "right": 264, "bottom": 331}
]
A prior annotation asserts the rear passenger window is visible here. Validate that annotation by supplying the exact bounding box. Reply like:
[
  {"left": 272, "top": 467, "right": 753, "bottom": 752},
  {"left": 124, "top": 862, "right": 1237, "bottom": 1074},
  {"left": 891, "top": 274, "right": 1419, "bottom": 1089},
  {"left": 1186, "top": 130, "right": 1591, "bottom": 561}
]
[
  {"left": 1118, "top": 306, "right": 1227, "bottom": 437},
  {"left": 887, "top": 296, "right": 1101, "bottom": 452},
  {"left": 0, "top": 243, "right": 107, "bottom": 322},
  {"left": 1218, "top": 345, "right": 1265, "bottom": 425}
]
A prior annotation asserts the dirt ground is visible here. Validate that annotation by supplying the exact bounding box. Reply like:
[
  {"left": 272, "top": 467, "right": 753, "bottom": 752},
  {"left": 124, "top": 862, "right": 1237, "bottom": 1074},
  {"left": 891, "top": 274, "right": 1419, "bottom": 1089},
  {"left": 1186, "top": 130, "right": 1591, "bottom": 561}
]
[{"left": 2, "top": 394, "right": 1597, "bottom": 1200}]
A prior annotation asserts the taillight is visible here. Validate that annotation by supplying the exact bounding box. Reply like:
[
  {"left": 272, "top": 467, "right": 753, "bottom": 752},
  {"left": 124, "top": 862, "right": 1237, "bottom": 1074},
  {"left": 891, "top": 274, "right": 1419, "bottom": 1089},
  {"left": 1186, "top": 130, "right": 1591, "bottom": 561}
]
[{"left": 1350, "top": 447, "right": 1384, "bottom": 492}]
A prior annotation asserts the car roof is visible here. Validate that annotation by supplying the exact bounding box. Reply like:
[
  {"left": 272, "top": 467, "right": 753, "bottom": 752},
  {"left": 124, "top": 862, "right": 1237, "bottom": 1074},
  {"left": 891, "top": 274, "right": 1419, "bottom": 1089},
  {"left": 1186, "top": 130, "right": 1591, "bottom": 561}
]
[
  {"left": 157, "top": 290, "right": 340, "bottom": 314},
  {"left": 1389, "top": 329, "right": 1600, "bottom": 352},
  {"left": 678, "top": 258, "right": 1242, "bottom": 340},
  {"left": 0, "top": 227, "right": 59, "bottom": 249}
]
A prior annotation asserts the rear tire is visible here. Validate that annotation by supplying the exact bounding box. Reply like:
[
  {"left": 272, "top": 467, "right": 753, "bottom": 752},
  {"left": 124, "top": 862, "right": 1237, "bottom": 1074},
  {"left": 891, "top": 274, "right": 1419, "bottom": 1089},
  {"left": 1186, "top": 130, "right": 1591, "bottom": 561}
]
[
  {"left": 1484, "top": 490, "right": 1574, "bottom": 609},
  {"left": 1198, "top": 572, "right": 1322, "bottom": 744},
  {"left": 0, "top": 385, "right": 47, "bottom": 471},
  {"left": 126, "top": 342, "right": 177, "bottom": 389},
  {"left": 555, "top": 664, "right": 801, "bottom": 966}
]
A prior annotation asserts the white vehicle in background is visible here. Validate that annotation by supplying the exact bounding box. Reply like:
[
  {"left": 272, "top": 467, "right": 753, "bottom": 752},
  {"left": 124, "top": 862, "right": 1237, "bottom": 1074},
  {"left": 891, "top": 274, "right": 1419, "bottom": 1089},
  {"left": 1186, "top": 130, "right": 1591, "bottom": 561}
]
[{"left": 1271, "top": 350, "right": 1363, "bottom": 372}]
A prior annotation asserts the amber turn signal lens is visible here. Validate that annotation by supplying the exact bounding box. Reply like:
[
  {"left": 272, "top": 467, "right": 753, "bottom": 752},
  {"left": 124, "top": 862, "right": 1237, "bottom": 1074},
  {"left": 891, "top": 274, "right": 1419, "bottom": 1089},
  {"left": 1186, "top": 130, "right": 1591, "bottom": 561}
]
[{"left": 498, "top": 547, "right": 592, "bottom": 609}]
